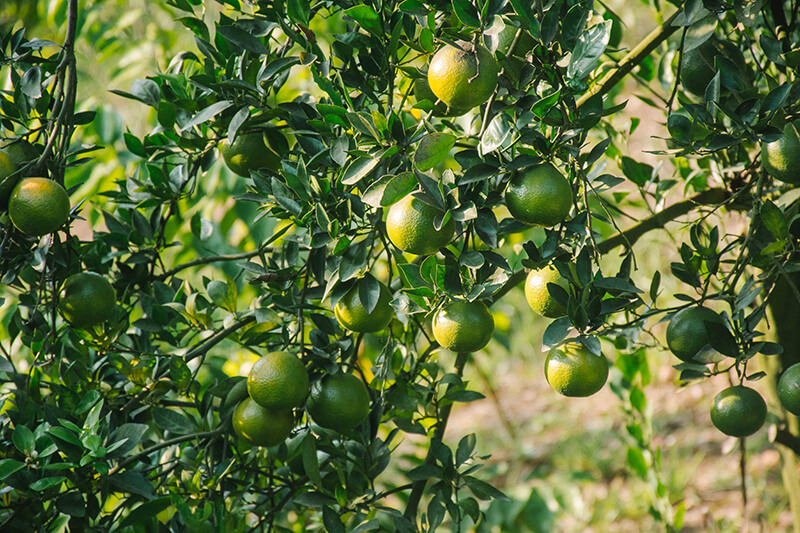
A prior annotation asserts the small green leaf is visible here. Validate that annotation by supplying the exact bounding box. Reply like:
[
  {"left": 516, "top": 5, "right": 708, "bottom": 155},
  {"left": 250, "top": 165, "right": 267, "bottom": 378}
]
[
  {"left": 0, "top": 459, "right": 25, "bottom": 480},
  {"left": 343, "top": 6, "right": 382, "bottom": 37},
  {"left": 152, "top": 408, "right": 194, "bottom": 435},
  {"left": 13, "top": 425, "right": 35, "bottom": 454},
  {"left": 342, "top": 156, "right": 379, "bottom": 185},
  {"left": 414, "top": 133, "right": 455, "bottom": 171},
  {"left": 30, "top": 476, "right": 66, "bottom": 491},
  {"left": 761, "top": 200, "right": 788, "bottom": 239},
  {"left": 451, "top": 0, "right": 481, "bottom": 28}
]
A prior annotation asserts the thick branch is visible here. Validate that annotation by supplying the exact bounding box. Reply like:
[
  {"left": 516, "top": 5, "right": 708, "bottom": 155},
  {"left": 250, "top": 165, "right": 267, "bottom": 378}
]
[
  {"left": 575, "top": 11, "right": 680, "bottom": 109},
  {"left": 403, "top": 351, "right": 469, "bottom": 520},
  {"left": 775, "top": 428, "right": 800, "bottom": 455}
]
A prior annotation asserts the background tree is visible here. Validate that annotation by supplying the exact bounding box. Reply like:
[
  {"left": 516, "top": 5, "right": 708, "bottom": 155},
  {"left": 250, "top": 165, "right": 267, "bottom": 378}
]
[{"left": 1, "top": 0, "right": 800, "bottom": 531}]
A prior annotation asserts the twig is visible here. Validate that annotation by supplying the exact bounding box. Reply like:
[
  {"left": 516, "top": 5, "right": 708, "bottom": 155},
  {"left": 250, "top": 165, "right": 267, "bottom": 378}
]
[
  {"left": 403, "top": 351, "right": 469, "bottom": 520},
  {"left": 575, "top": 11, "right": 680, "bottom": 109}
]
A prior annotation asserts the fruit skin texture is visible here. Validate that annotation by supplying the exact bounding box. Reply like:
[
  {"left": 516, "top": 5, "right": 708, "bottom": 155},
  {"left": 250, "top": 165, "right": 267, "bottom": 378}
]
[
  {"left": 219, "top": 132, "right": 280, "bottom": 177},
  {"left": 666, "top": 306, "right": 726, "bottom": 363},
  {"left": 778, "top": 363, "right": 800, "bottom": 415},
  {"left": 248, "top": 351, "right": 309, "bottom": 410},
  {"left": 232, "top": 397, "right": 294, "bottom": 447},
  {"left": 413, "top": 76, "right": 469, "bottom": 117},
  {"left": 545, "top": 342, "right": 608, "bottom": 397},
  {"left": 307, "top": 373, "right": 371, "bottom": 432},
  {"left": 58, "top": 272, "right": 117, "bottom": 329},
  {"left": 680, "top": 38, "right": 748, "bottom": 97},
  {"left": 761, "top": 122, "right": 800, "bottom": 184},
  {"left": 505, "top": 163, "right": 572, "bottom": 227},
  {"left": 710, "top": 386, "right": 766, "bottom": 437},
  {"left": 525, "top": 265, "right": 568, "bottom": 318},
  {"left": 386, "top": 195, "right": 455, "bottom": 255},
  {"left": 334, "top": 278, "right": 394, "bottom": 333},
  {"left": 427, "top": 42, "right": 499, "bottom": 111},
  {"left": 0, "top": 141, "right": 41, "bottom": 210},
  {"left": 8, "top": 177, "right": 71, "bottom": 236},
  {"left": 432, "top": 300, "right": 494, "bottom": 353}
]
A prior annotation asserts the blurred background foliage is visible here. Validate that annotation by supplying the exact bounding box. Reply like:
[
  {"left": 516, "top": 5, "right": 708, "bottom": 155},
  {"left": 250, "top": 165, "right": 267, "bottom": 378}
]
[{"left": 0, "top": 0, "right": 795, "bottom": 531}]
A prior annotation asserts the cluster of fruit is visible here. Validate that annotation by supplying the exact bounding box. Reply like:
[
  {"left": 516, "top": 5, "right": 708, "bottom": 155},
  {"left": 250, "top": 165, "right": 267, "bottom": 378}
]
[
  {"left": 223, "top": 351, "right": 370, "bottom": 447},
  {"left": 1, "top": 140, "right": 118, "bottom": 330}
]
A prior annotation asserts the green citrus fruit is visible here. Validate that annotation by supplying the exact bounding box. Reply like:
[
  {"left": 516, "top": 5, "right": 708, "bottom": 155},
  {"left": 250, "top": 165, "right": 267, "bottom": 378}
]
[
  {"left": 680, "top": 38, "right": 747, "bottom": 97},
  {"left": 710, "top": 385, "right": 766, "bottom": 437},
  {"left": 334, "top": 276, "right": 394, "bottom": 333},
  {"left": 232, "top": 397, "right": 294, "bottom": 446},
  {"left": 762, "top": 122, "right": 800, "bottom": 185},
  {"left": 8, "top": 177, "right": 71, "bottom": 236},
  {"left": 307, "top": 373, "right": 371, "bottom": 432},
  {"left": 666, "top": 306, "right": 726, "bottom": 363},
  {"left": 778, "top": 363, "right": 800, "bottom": 415},
  {"left": 432, "top": 300, "right": 494, "bottom": 353},
  {"left": 219, "top": 132, "right": 281, "bottom": 177},
  {"left": 58, "top": 272, "right": 117, "bottom": 329},
  {"left": 505, "top": 163, "right": 572, "bottom": 227},
  {"left": 525, "top": 265, "right": 568, "bottom": 318},
  {"left": 413, "top": 76, "right": 470, "bottom": 117},
  {"left": 545, "top": 342, "right": 608, "bottom": 397},
  {"left": 247, "top": 351, "right": 309, "bottom": 410},
  {"left": 386, "top": 194, "right": 455, "bottom": 255},
  {"left": 427, "top": 42, "right": 499, "bottom": 111}
]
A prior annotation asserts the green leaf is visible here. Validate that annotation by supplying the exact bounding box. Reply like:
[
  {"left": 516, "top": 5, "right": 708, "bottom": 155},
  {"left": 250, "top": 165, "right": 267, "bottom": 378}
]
[
  {"left": 531, "top": 89, "right": 561, "bottom": 120},
  {"left": 20, "top": 66, "right": 42, "bottom": 98},
  {"left": 110, "top": 78, "right": 161, "bottom": 108},
  {"left": 358, "top": 274, "right": 381, "bottom": 314},
  {"left": 110, "top": 471, "right": 156, "bottom": 499},
  {"left": 542, "top": 318, "right": 571, "bottom": 348},
  {"left": 120, "top": 498, "right": 173, "bottom": 528},
  {"left": 414, "top": 133, "right": 455, "bottom": 171},
  {"left": 619, "top": 156, "right": 654, "bottom": 186},
  {"left": 451, "top": 0, "right": 481, "bottom": 28},
  {"left": 287, "top": 0, "right": 310, "bottom": 25},
  {"left": 180, "top": 100, "right": 232, "bottom": 132},
  {"left": 302, "top": 434, "right": 322, "bottom": 487},
  {"left": 480, "top": 114, "right": 512, "bottom": 155},
  {"left": 703, "top": 321, "right": 738, "bottom": 358},
  {"left": 342, "top": 156, "right": 379, "bottom": 186},
  {"left": 343, "top": 6, "right": 382, "bottom": 37},
  {"left": 108, "top": 424, "right": 149, "bottom": 458},
  {"left": 124, "top": 133, "right": 146, "bottom": 157},
  {"left": 152, "top": 408, "right": 195, "bottom": 435},
  {"left": 761, "top": 200, "right": 788, "bottom": 239},
  {"left": 568, "top": 21, "right": 610, "bottom": 80},
  {"left": 56, "top": 492, "right": 86, "bottom": 518},
  {"left": 456, "top": 433, "right": 476, "bottom": 466},
  {"left": 217, "top": 25, "right": 268, "bottom": 54},
  {"left": 0, "top": 459, "right": 24, "bottom": 480},
  {"left": 322, "top": 506, "right": 346, "bottom": 533},
  {"left": 626, "top": 447, "right": 648, "bottom": 478},
  {"left": 30, "top": 476, "right": 66, "bottom": 491},
  {"left": 13, "top": 425, "right": 35, "bottom": 454}
]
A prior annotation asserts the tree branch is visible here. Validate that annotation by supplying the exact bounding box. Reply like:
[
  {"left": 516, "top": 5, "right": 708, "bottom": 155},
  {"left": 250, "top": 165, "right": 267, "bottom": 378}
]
[
  {"left": 403, "top": 351, "right": 469, "bottom": 520},
  {"left": 576, "top": 11, "right": 680, "bottom": 109}
]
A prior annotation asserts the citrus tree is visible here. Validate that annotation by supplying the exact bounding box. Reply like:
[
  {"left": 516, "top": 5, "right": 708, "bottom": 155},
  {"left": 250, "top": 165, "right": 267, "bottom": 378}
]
[{"left": 2, "top": 0, "right": 800, "bottom": 530}]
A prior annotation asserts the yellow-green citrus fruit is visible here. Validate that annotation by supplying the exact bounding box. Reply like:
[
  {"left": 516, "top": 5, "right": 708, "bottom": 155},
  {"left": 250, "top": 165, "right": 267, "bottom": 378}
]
[
  {"left": 386, "top": 195, "right": 455, "bottom": 255},
  {"left": 762, "top": 122, "right": 800, "bottom": 185},
  {"left": 710, "top": 386, "right": 766, "bottom": 437},
  {"left": 680, "top": 38, "right": 746, "bottom": 97},
  {"left": 427, "top": 42, "right": 499, "bottom": 111},
  {"left": 307, "top": 373, "right": 371, "bottom": 432},
  {"left": 413, "top": 76, "right": 469, "bottom": 117},
  {"left": 219, "top": 132, "right": 281, "bottom": 177},
  {"left": 778, "top": 363, "right": 800, "bottom": 415},
  {"left": 665, "top": 306, "right": 725, "bottom": 363},
  {"left": 432, "top": 300, "right": 494, "bottom": 353},
  {"left": 0, "top": 149, "right": 17, "bottom": 210},
  {"left": 545, "top": 342, "right": 609, "bottom": 397},
  {"left": 247, "top": 351, "right": 309, "bottom": 410},
  {"left": 334, "top": 278, "right": 394, "bottom": 333},
  {"left": 525, "top": 265, "right": 568, "bottom": 318},
  {"left": 232, "top": 397, "right": 294, "bottom": 446},
  {"left": 8, "top": 177, "right": 70, "bottom": 236},
  {"left": 58, "top": 272, "right": 117, "bottom": 329},
  {"left": 505, "top": 163, "right": 572, "bottom": 227}
]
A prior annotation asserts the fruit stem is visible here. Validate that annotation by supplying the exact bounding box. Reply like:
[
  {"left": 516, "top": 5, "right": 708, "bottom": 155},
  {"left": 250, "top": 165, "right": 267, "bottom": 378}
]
[{"left": 403, "top": 350, "right": 469, "bottom": 520}]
